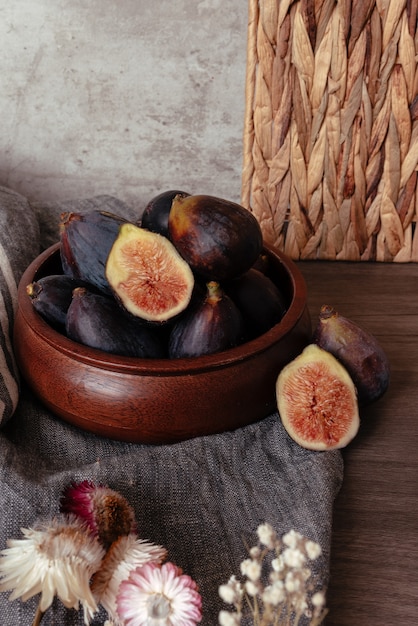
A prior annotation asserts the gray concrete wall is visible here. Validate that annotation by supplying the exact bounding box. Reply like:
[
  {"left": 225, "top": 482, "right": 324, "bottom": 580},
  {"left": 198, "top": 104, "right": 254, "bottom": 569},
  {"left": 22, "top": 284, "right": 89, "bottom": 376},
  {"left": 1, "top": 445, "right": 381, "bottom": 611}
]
[{"left": 0, "top": 1, "right": 248, "bottom": 210}]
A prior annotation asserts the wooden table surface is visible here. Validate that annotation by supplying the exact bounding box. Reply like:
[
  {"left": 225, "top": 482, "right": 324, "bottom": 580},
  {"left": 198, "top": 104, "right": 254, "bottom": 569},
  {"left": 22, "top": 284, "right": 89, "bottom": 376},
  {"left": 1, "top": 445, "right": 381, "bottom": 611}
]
[{"left": 297, "top": 260, "right": 418, "bottom": 626}]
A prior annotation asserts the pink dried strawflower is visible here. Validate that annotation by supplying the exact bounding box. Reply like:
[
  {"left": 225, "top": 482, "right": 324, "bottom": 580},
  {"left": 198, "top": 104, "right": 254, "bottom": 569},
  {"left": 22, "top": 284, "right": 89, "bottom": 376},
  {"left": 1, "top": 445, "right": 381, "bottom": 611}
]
[
  {"left": 60, "top": 480, "right": 137, "bottom": 549},
  {"left": 116, "top": 561, "right": 202, "bottom": 626},
  {"left": 91, "top": 532, "right": 167, "bottom": 622}
]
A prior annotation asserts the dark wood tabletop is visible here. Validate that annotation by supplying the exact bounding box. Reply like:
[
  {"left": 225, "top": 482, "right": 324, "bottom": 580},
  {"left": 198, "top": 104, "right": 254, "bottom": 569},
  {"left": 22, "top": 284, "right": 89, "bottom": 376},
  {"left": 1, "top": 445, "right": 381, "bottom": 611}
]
[{"left": 297, "top": 260, "right": 418, "bottom": 626}]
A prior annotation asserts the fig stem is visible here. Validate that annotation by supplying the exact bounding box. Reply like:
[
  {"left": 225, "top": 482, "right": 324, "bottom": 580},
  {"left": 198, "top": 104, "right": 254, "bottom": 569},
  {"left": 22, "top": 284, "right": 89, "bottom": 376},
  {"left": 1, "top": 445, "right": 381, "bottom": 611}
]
[
  {"left": 319, "top": 304, "right": 337, "bottom": 320},
  {"left": 206, "top": 281, "right": 222, "bottom": 303}
]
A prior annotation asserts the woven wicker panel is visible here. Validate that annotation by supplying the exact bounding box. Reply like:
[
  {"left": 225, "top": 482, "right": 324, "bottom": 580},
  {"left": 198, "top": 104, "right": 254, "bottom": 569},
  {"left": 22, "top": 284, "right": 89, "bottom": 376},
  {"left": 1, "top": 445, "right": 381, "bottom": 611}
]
[{"left": 241, "top": 0, "right": 418, "bottom": 261}]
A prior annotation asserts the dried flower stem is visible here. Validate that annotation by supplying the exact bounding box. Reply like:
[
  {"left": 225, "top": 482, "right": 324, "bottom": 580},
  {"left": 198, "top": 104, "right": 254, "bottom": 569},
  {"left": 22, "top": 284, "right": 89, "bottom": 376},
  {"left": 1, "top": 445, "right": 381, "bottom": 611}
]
[{"left": 32, "top": 603, "right": 44, "bottom": 626}]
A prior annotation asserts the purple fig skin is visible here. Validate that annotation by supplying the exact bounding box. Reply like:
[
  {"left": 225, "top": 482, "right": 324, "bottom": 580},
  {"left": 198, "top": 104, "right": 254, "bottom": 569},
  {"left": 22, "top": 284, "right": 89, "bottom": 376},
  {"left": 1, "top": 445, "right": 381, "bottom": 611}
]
[
  {"left": 313, "top": 304, "right": 390, "bottom": 405},
  {"left": 59, "top": 210, "right": 129, "bottom": 294},
  {"left": 225, "top": 268, "right": 288, "bottom": 339},
  {"left": 168, "top": 194, "right": 263, "bottom": 281},
  {"left": 26, "top": 274, "right": 95, "bottom": 332},
  {"left": 168, "top": 281, "right": 245, "bottom": 358},
  {"left": 66, "top": 288, "right": 166, "bottom": 358},
  {"left": 141, "top": 189, "right": 190, "bottom": 237}
]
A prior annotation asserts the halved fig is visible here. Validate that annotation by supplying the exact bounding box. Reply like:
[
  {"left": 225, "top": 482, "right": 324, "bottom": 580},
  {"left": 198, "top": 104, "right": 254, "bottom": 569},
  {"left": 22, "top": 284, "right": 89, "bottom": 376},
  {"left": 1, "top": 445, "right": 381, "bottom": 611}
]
[
  {"left": 276, "top": 344, "right": 360, "bottom": 451},
  {"left": 105, "top": 223, "right": 194, "bottom": 323}
]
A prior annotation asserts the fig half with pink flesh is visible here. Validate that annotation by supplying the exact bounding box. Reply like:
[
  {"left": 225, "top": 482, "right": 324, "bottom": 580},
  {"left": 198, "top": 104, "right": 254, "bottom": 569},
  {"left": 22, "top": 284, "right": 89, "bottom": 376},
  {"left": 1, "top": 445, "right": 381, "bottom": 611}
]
[
  {"left": 105, "top": 223, "right": 194, "bottom": 323},
  {"left": 276, "top": 344, "right": 360, "bottom": 451}
]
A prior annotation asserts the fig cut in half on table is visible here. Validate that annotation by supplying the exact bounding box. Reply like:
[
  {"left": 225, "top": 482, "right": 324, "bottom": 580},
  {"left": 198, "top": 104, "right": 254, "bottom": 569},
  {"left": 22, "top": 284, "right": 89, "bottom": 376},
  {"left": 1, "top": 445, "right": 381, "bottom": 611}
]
[
  {"left": 276, "top": 344, "right": 360, "bottom": 451},
  {"left": 106, "top": 223, "right": 195, "bottom": 323}
]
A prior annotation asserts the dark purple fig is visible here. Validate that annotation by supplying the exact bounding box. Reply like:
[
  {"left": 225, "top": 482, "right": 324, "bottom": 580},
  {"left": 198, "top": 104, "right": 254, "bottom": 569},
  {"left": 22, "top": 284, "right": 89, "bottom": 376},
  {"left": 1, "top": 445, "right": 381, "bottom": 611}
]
[
  {"left": 106, "top": 223, "right": 194, "bottom": 323},
  {"left": 168, "top": 194, "right": 263, "bottom": 281},
  {"left": 252, "top": 252, "right": 270, "bottom": 274},
  {"left": 168, "top": 281, "right": 245, "bottom": 358},
  {"left": 141, "top": 189, "right": 190, "bottom": 237},
  {"left": 26, "top": 274, "right": 95, "bottom": 332},
  {"left": 59, "top": 210, "right": 129, "bottom": 293},
  {"left": 66, "top": 288, "right": 166, "bottom": 358},
  {"left": 313, "top": 304, "right": 390, "bottom": 405},
  {"left": 226, "top": 268, "right": 288, "bottom": 339}
]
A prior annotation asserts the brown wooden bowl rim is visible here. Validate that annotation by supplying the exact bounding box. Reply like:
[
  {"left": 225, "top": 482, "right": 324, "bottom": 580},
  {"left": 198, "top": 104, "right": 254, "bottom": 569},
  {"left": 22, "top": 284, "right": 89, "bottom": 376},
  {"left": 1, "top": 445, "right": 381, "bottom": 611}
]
[{"left": 17, "top": 242, "right": 308, "bottom": 375}]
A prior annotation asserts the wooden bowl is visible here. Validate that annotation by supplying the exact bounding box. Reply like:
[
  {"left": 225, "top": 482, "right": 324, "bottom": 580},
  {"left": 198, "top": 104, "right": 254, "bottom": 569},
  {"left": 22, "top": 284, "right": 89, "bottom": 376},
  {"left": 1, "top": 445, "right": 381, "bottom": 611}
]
[{"left": 13, "top": 243, "right": 311, "bottom": 444}]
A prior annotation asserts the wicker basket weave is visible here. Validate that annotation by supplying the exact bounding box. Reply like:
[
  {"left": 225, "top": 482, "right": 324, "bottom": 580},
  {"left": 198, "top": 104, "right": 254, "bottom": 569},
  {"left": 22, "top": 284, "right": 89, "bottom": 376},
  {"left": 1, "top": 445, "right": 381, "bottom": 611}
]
[{"left": 241, "top": 0, "right": 418, "bottom": 261}]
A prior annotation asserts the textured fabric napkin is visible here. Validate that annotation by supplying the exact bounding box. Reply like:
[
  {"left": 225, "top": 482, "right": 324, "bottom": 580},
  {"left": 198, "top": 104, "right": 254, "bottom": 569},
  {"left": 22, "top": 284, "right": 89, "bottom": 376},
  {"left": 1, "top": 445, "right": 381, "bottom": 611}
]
[{"left": 0, "top": 191, "right": 343, "bottom": 625}]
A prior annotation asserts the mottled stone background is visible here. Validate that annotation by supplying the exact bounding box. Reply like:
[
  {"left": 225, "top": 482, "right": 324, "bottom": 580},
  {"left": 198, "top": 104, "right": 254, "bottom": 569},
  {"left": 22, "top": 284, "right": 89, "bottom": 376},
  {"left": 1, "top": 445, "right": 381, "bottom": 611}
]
[{"left": 0, "top": 1, "right": 248, "bottom": 212}]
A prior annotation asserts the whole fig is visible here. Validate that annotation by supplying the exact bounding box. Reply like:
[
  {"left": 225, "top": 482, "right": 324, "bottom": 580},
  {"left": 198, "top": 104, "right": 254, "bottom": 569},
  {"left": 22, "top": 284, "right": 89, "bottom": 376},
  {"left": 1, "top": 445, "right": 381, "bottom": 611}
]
[
  {"left": 66, "top": 288, "right": 166, "bottom": 358},
  {"left": 26, "top": 274, "right": 95, "bottom": 332},
  {"left": 225, "top": 268, "right": 287, "bottom": 339},
  {"left": 168, "top": 194, "right": 263, "bottom": 281},
  {"left": 60, "top": 210, "right": 129, "bottom": 293},
  {"left": 276, "top": 343, "right": 360, "bottom": 450},
  {"left": 141, "top": 189, "right": 190, "bottom": 237},
  {"left": 168, "top": 281, "right": 245, "bottom": 358},
  {"left": 313, "top": 304, "right": 390, "bottom": 405}
]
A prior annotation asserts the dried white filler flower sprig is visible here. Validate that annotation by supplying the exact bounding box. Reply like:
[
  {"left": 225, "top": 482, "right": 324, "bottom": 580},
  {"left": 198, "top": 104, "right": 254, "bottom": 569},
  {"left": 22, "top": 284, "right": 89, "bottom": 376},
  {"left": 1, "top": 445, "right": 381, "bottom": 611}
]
[{"left": 218, "top": 523, "right": 328, "bottom": 626}]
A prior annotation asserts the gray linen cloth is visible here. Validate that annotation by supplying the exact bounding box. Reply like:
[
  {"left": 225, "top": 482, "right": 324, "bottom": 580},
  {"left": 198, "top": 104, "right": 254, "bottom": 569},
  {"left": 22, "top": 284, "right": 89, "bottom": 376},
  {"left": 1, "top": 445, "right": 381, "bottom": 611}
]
[{"left": 0, "top": 193, "right": 343, "bottom": 625}]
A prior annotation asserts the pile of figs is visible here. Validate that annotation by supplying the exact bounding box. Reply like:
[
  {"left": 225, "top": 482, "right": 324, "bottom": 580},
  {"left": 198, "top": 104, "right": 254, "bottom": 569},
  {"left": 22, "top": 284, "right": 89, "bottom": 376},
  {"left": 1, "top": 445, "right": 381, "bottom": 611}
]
[
  {"left": 27, "top": 191, "right": 289, "bottom": 359},
  {"left": 276, "top": 304, "right": 390, "bottom": 452},
  {"left": 26, "top": 188, "right": 391, "bottom": 453}
]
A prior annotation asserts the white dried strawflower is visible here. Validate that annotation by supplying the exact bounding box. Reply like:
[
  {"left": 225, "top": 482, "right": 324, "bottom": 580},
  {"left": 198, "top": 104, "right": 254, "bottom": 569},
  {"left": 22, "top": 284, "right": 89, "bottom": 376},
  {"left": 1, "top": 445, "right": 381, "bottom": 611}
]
[{"left": 0, "top": 515, "right": 105, "bottom": 624}]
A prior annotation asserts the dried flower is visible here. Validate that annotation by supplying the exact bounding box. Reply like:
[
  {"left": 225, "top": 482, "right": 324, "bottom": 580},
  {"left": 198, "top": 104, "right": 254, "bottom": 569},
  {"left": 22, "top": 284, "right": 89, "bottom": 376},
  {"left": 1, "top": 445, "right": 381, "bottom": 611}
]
[
  {"left": 219, "top": 610, "right": 241, "bottom": 626},
  {"left": 116, "top": 561, "right": 202, "bottom": 625},
  {"left": 0, "top": 515, "right": 105, "bottom": 624},
  {"left": 60, "top": 480, "right": 137, "bottom": 549},
  {"left": 218, "top": 523, "right": 328, "bottom": 626},
  {"left": 256, "top": 523, "right": 277, "bottom": 549},
  {"left": 91, "top": 532, "right": 167, "bottom": 622},
  {"left": 219, "top": 575, "right": 243, "bottom": 606}
]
